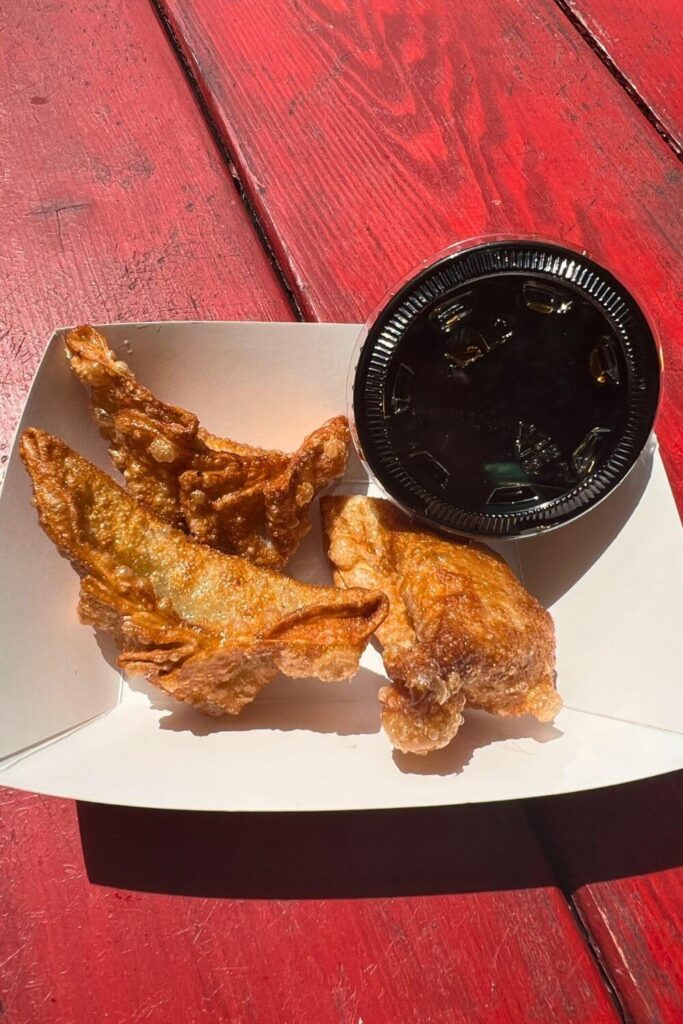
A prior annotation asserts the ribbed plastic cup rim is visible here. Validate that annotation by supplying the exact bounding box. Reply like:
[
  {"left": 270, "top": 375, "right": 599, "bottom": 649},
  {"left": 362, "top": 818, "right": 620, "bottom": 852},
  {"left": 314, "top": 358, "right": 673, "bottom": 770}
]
[{"left": 349, "top": 235, "right": 662, "bottom": 539}]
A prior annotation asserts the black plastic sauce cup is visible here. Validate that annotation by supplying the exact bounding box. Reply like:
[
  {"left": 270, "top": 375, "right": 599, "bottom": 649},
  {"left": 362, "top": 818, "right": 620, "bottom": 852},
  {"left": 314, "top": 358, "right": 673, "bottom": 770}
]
[{"left": 351, "top": 237, "right": 661, "bottom": 538}]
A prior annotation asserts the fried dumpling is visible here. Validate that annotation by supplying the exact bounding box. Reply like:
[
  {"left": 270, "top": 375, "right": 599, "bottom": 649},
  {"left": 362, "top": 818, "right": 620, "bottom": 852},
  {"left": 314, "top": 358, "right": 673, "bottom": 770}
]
[
  {"left": 321, "top": 495, "right": 559, "bottom": 754},
  {"left": 65, "top": 325, "right": 350, "bottom": 568},
  {"left": 21, "top": 430, "right": 387, "bottom": 716}
]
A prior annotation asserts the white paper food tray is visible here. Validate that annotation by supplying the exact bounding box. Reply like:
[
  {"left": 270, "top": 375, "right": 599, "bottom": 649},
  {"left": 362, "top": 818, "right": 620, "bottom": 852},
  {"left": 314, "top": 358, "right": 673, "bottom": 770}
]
[{"left": 0, "top": 321, "right": 681, "bottom": 810}]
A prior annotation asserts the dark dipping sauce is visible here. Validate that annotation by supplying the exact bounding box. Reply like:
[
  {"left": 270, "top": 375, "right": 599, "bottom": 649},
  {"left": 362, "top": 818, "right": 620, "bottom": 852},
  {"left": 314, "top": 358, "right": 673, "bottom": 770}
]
[{"left": 353, "top": 241, "right": 660, "bottom": 537}]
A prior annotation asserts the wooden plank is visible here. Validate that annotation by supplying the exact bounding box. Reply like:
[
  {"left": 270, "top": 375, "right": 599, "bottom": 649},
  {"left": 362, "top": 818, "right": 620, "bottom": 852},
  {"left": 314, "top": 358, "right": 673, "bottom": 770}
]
[
  {"left": 0, "top": 0, "right": 293, "bottom": 468},
  {"left": 156, "top": 0, "right": 683, "bottom": 501},
  {"left": 528, "top": 771, "right": 683, "bottom": 1023},
  {"left": 0, "top": 790, "right": 620, "bottom": 1023},
  {"left": 150, "top": 0, "right": 683, "bottom": 1016},
  {"left": 556, "top": 0, "right": 683, "bottom": 154},
  {"left": 0, "top": 1, "right": 619, "bottom": 1021}
]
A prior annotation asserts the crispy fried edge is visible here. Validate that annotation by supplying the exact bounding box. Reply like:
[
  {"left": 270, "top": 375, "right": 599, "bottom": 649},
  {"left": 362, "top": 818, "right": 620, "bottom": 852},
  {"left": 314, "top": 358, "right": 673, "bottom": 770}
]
[
  {"left": 65, "top": 325, "right": 350, "bottom": 567},
  {"left": 321, "top": 495, "right": 560, "bottom": 754},
  {"left": 21, "top": 429, "right": 388, "bottom": 716}
]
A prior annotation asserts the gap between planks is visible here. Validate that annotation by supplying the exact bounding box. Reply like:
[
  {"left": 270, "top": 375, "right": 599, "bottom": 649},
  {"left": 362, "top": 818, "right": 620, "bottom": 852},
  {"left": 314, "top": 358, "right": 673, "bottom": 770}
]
[
  {"left": 523, "top": 803, "right": 630, "bottom": 1023},
  {"left": 550, "top": 0, "right": 683, "bottom": 160},
  {"left": 148, "top": 0, "right": 306, "bottom": 318}
]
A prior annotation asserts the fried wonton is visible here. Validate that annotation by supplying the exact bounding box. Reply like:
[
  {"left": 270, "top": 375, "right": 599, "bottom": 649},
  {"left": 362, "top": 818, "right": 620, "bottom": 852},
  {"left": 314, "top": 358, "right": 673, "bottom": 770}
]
[
  {"left": 65, "top": 325, "right": 350, "bottom": 568},
  {"left": 21, "top": 430, "right": 387, "bottom": 716},
  {"left": 321, "top": 496, "right": 559, "bottom": 754}
]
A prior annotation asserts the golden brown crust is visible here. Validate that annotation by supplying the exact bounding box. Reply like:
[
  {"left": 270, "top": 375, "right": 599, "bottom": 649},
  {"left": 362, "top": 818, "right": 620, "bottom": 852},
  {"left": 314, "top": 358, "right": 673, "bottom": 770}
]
[
  {"left": 321, "top": 495, "right": 560, "bottom": 754},
  {"left": 21, "top": 430, "right": 388, "bottom": 716},
  {"left": 65, "top": 325, "right": 350, "bottom": 568},
  {"left": 379, "top": 684, "right": 466, "bottom": 755}
]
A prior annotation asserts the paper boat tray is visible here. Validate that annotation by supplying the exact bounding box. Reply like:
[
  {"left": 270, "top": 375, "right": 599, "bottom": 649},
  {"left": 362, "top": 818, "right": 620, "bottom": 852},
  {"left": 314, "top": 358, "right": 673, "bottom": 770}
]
[{"left": 0, "top": 322, "right": 681, "bottom": 810}]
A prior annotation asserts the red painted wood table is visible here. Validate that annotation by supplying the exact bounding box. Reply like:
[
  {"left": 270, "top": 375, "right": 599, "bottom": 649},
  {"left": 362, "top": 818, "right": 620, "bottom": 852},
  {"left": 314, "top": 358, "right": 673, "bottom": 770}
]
[{"left": 1, "top": 2, "right": 681, "bottom": 1021}]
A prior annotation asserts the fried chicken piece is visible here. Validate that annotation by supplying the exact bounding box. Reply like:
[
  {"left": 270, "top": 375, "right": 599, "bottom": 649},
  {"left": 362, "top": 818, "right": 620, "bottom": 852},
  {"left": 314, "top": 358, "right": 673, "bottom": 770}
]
[
  {"left": 64, "top": 325, "right": 350, "bottom": 568},
  {"left": 21, "top": 430, "right": 387, "bottom": 717},
  {"left": 321, "top": 496, "right": 559, "bottom": 754}
]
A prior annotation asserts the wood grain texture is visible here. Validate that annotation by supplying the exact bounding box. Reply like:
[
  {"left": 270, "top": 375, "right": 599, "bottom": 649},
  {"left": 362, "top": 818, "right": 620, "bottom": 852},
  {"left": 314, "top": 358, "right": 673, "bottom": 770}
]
[
  {"left": 0, "top": 1, "right": 622, "bottom": 1021},
  {"left": 156, "top": 0, "right": 683, "bottom": 501},
  {"left": 0, "top": 791, "right": 621, "bottom": 1024},
  {"left": 557, "top": 0, "right": 683, "bottom": 153},
  {"left": 528, "top": 771, "right": 683, "bottom": 1024},
  {"left": 0, "top": 0, "right": 292, "bottom": 466}
]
